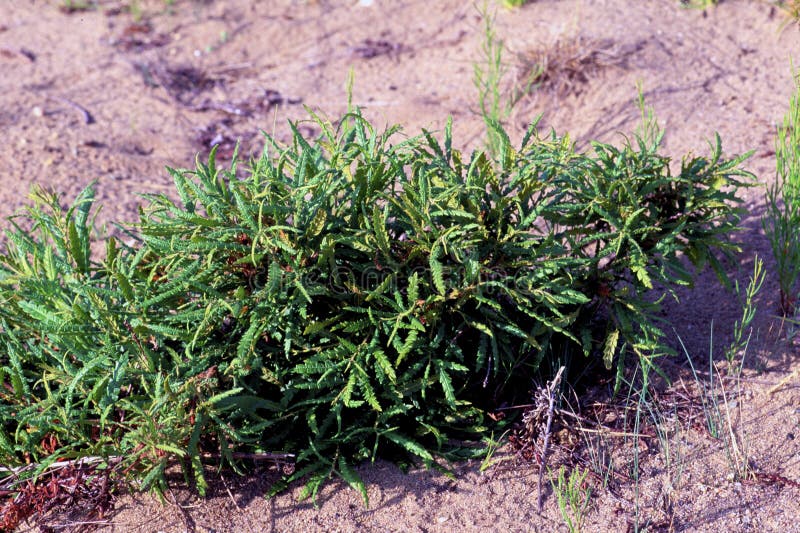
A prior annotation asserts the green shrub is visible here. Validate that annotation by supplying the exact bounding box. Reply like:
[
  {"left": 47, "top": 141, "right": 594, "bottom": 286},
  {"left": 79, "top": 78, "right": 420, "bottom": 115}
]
[{"left": 0, "top": 108, "right": 751, "bottom": 503}]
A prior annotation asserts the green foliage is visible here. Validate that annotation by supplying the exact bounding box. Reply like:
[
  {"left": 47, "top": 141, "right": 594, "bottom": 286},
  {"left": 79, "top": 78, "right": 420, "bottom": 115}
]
[
  {"left": 776, "top": 1, "right": 800, "bottom": 28},
  {"left": 550, "top": 465, "right": 592, "bottom": 533},
  {"left": 680, "top": 325, "right": 753, "bottom": 481},
  {"left": 473, "top": 4, "right": 542, "bottom": 157},
  {"left": 681, "top": 0, "right": 720, "bottom": 8},
  {"left": 677, "top": 261, "right": 764, "bottom": 483},
  {"left": 59, "top": 0, "right": 97, "bottom": 11},
  {"left": 725, "top": 257, "right": 764, "bottom": 368},
  {"left": 764, "top": 69, "right": 800, "bottom": 315},
  {"left": 474, "top": 4, "right": 510, "bottom": 158},
  {"left": 0, "top": 107, "right": 751, "bottom": 503}
]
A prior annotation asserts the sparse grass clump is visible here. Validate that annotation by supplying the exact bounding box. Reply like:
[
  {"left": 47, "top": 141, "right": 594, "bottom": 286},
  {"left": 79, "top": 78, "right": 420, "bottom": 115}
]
[
  {"left": 764, "top": 70, "right": 800, "bottom": 315},
  {"left": 0, "top": 104, "right": 751, "bottom": 516},
  {"left": 474, "top": 4, "right": 510, "bottom": 157},
  {"left": 514, "top": 36, "right": 624, "bottom": 98},
  {"left": 550, "top": 465, "right": 592, "bottom": 533}
]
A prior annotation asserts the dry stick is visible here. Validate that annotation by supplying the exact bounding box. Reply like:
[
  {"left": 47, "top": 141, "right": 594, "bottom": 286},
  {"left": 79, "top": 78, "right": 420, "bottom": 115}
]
[
  {"left": 537, "top": 365, "right": 565, "bottom": 514},
  {"left": 218, "top": 472, "right": 243, "bottom": 512},
  {"left": 0, "top": 456, "right": 120, "bottom": 475},
  {"left": 0, "top": 456, "right": 122, "bottom": 493},
  {"left": 0, "top": 452, "right": 293, "bottom": 478},
  {"left": 200, "top": 451, "right": 295, "bottom": 462},
  {"left": 168, "top": 486, "right": 194, "bottom": 531},
  {"left": 768, "top": 368, "right": 800, "bottom": 396},
  {"left": 49, "top": 96, "right": 95, "bottom": 124},
  {"left": 48, "top": 520, "right": 112, "bottom": 530},
  {"left": 217, "top": 473, "right": 260, "bottom": 533},
  {"left": 573, "top": 427, "right": 655, "bottom": 439}
]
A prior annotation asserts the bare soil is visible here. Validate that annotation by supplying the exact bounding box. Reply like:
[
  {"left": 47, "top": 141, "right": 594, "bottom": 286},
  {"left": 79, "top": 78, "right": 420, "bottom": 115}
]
[{"left": 4, "top": 0, "right": 800, "bottom": 531}]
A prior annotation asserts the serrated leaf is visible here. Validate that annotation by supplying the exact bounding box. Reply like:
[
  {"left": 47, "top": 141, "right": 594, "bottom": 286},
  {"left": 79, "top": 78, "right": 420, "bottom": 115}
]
[
  {"left": 338, "top": 456, "right": 368, "bottom": 504},
  {"left": 373, "top": 348, "right": 396, "bottom": 384},
  {"left": 603, "top": 329, "right": 620, "bottom": 370},
  {"left": 437, "top": 363, "right": 456, "bottom": 405},
  {"left": 372, "top": 204, "right": 391, "bottom": 257},
  {"left": 305, "top": 208, "right": 327, "bottom": 240},
  {"left": 632, "top": 263, "right": 653, "bottom": 289},
  {"left": 383, "top": 431, "right": 434, "bottom": 463},
  {"left": 115, "top": 272, "right": 135, "bottom": 303},
  {"left": 429, "top": 252, "right": 446, "bottom": 296},
  {"left": 68, "top": 219, "right": 88, "bottom": 274}
]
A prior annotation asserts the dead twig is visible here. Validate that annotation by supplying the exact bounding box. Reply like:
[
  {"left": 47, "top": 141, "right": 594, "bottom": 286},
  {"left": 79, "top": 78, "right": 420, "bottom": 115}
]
[
  {"left": 0, "top": 456, "right": 120, "bottom": 478},
  {"left": 45, "top": 519, "right": 112, "bottom": 529},
  {"left": 49, "top": 96, "right": 95, "bottom": 125},
  {"left": 751, "top": 470, "right": 800, "bottom": 489},
  {"left": 537, "top": 365, "right": 565, "bottom": 514},
  {"left": 167, "top": 486, "right": 195, "bottom": 531},
  {"left": 200, "top": 451, "right": 295, "bottom": 463},
  {"left": 768, "top": 368, "right": 800, "bottom": 396},
  {"left": 218, "top": 472, "right": 242, "bottom": 511},
  {"left": 1, "top": 456, "right": 116, "bottom": 531}
]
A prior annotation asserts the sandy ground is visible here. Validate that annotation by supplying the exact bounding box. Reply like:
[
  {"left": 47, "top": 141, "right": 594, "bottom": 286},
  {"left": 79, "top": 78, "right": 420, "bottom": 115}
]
[{"left": 4, "top": 0, "right": 800, "bottom": 531}]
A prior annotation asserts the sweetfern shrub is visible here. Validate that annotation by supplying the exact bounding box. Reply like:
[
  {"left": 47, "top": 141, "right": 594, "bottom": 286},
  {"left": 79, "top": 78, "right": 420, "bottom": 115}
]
[{"left": 0, "top": 109, "right": 752, "bottom": 503}]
